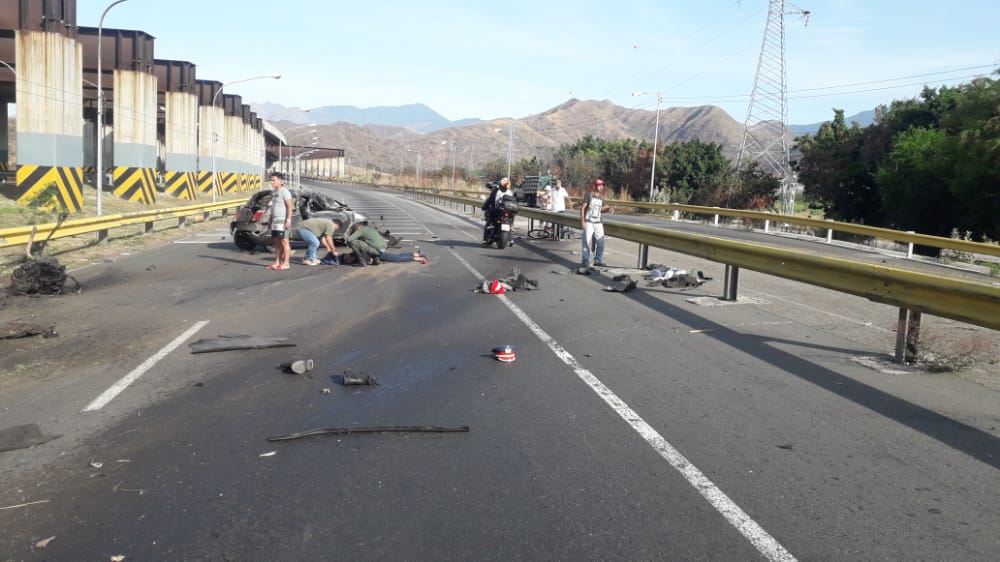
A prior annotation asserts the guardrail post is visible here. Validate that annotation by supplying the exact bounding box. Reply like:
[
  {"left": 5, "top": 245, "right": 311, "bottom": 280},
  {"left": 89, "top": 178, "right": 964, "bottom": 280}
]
[
  {"left": 202, "top": 211, "right": 210, "bottom": 221},
  {"left": 714, "top": 214, "right": 720, "bottom": 226},
  {"left": 178, "top": 216, "right": 187, "bottom": 228},
  {"left": 826, "top": 229, "right": 833, "bottom": 243},
  {"left": 764, "top": 219, "right": 770, "bottom": 233},
  {"left": 906, "top": 232, "right": 915, "bottom": 259},
  {"left": 637, "top": 244, "right": 649, "bottom": 269},
  {"left": 894, "top": 308, "right": 922, "bottom": 363},
  {"left": 672, "top": 210, "right": 680, "bottom": 221},
  {"left": 97, "top": 229, "right": 109, "bottom": 244},
  {"left": 145, "top": 221, "right": 154, "bottom": 234},
  {"left": 722, "top": 265, "right": 740, "bottom": 301}
]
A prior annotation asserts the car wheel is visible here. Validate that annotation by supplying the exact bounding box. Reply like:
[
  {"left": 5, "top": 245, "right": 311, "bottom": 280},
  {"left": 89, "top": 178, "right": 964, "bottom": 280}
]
[{"left": 234, "top": 231, "right": 258, "bottom": 251}]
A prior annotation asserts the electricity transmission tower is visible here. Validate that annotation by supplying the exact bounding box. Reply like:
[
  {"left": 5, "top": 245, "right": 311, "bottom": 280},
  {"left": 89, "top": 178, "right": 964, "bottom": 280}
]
[{"left": 737, "top": 0, "right": 810, "bottom": 214}]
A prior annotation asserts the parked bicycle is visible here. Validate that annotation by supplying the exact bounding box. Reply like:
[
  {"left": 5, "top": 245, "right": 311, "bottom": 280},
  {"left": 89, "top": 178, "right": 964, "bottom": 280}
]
[{"left": 526, "top": 223, "right": 580, "bottom": 240}]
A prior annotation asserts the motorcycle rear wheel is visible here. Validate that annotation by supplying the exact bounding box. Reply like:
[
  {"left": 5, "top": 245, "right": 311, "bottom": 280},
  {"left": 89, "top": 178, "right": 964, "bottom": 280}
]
[{"left": 497, "top": 229, "right": 511, "bottom": 249}]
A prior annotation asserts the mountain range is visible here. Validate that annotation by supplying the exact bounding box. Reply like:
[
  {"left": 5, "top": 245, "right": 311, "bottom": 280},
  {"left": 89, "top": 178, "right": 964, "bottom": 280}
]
[{"left": 253, "top": 100, "right": 876, "bottom": 174}]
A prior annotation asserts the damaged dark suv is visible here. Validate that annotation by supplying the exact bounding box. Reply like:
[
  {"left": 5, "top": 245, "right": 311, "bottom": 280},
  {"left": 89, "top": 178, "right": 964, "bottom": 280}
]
[{"left": 230, "top": 188, "right": 366, "bottom": 251}]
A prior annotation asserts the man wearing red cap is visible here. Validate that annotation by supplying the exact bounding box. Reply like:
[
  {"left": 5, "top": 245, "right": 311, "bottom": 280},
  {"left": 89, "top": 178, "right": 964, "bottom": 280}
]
[{"left": 580, "top": 179, "right": 611, "bottom": 268}]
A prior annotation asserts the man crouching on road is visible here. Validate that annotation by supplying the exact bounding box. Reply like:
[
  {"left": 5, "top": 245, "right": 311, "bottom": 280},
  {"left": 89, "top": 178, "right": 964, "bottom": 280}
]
[
  {"left": 295, "top": 218, "right": 341, "bottom": 266},
  {"left": 345, "top": 223, "right": 388, "bottom": 266}
]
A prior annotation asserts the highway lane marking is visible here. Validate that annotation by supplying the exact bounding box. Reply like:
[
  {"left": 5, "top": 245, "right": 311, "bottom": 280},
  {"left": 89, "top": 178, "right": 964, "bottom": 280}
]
[
  {"left": 450, "top": 249, "right": 797, "bottom": 562},
  {"left": 82, "top": 320, "right": 210, "bottom": 412}
]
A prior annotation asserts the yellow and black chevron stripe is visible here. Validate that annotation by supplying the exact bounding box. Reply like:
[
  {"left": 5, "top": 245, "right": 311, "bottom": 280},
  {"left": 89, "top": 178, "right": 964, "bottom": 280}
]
[
  {"left": 0, "top": 162, "right": 10, "bottom": 172},
  {"left": 219, "top": 172, "right": 239, "bottom": 194},
  {"left": 163, "top": 171, "right": 197, "bottom": 200},
  {"left": 112, "top": 166, "right": 157, "bottom": 205},
  {"left": 1, "top": 165, "right": 84, "bottom": 212}
]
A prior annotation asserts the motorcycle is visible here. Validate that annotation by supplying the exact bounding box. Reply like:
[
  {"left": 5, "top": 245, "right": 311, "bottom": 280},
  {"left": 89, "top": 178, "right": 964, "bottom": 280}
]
[{"left": 484, "top": 193, "right": 519, "bottom": 249}]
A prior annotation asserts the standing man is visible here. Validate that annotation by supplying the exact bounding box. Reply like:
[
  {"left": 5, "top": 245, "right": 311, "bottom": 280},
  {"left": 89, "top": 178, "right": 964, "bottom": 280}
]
[
  {"left": 268, "top": 172, "right": 294, "bottom": 270},
  {"left": 345, "top": 222, "right": 388, "bottom": 266},
  {"left": 295, "top": 218, "right": 341, "bottom": 266},
  {"left": 580, "top": 178, "right": 611, "bottom": 268}
]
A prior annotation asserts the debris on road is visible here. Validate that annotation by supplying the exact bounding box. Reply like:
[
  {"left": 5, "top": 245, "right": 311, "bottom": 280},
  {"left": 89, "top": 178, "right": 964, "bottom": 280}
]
[
  {"left": 0, "top": 424, "right": 60, "bottom": 452},
  {"left": 342, "top": 369, "right": 379, "bottom": 386},
  {"left": 259, "top": 451, "right": 277, "bottom": 458},
  {"left": 111, "top": 555, "right": 126, "bottom": 562},
  {"left": 34, "top": 536, "right": 56, "bottom": 549},
  {"left": 603, "top": 274, "right": 637, "bottom": 293},
  {"left": 475, "top": 267, "right": 539, "bottom": 294},
  {"left": 88, "top": 459, "right": 103, "bottom": 469},
  {"left": 0, "top": 321, "right": 56, "bottom": 339},
  {"left": 321, "top": 388, "right": 332, "bottom": 395},
  {"left": 0, "top": 499, "right": 50, "bottom": 511},
  {"left": 267, "top": 425, "right": 470, "bottom": 442},
  {"left": 284, "top": 359, "right": 314, "bottom": 375},
  {"left": 645, "top": 266, "right": 713, "bottom": 288},
  {"left": 188, "top": 335, "right": 296, "bottom": 354},
  {"left": 491, "top": 345, "right": 517, "bottom": 362}
]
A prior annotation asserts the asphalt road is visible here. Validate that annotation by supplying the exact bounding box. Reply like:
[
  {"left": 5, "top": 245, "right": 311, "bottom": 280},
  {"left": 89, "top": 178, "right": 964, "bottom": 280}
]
[{"left": 0, "top": 182, "right": 998, "bottom": 561}]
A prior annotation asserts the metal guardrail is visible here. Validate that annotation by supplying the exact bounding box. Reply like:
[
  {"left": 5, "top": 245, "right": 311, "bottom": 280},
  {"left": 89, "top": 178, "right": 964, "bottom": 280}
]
[
  {"left": 0, "top": 199, "right": 244, "bottom": 249},
  {"left": 406, "top": 190, "right": 1000, "bottom": 338},
  {"left": 401, "top": 186, "right": 1000, "bottom": 259}
]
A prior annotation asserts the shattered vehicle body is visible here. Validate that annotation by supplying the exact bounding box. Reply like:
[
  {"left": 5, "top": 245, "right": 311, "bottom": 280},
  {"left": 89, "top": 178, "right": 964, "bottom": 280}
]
[{"left": 230, "top": 189, "right": 366, "bottom": 251}]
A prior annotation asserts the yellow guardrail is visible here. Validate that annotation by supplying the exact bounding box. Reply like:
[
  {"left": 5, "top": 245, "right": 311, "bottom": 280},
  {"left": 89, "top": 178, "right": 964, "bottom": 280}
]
[
  {"left": 407, "top": 190, "right": 1000, "bottom": 332},
  {"left": 400, "top": 186, "right": 999, "bottom": 259},
  {"left": 0, "top": 199, "right": 244, "bottom": 249}
]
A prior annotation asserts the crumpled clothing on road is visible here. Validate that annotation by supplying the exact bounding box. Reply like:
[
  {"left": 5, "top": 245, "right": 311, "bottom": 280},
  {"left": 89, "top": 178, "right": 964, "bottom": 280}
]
[{"left": 475, "top": 267, "right": 540, "bottom": 294}]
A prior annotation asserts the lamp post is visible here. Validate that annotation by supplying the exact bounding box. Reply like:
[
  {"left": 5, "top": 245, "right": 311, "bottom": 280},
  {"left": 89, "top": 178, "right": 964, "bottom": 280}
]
[
  {"left": 441, "top": 140, "right": 456, "bottom": 191},
  {"left": 632, "top": 91, "right": 662, "bottom": 201},
  {"left": 276, "top": 120, "right": 315, "bottom": 175},
  {"left": 210, "top": 73, "right": 281, "bottom": 201},
  {"left": 494, "top": 126, "right": 513, "bottom": 178},
  {"left": 96, "top": 0, "right": 130, "bottom": 216},
  {"left": 284, "top": 127, "right": 317, "bottom": 176}
]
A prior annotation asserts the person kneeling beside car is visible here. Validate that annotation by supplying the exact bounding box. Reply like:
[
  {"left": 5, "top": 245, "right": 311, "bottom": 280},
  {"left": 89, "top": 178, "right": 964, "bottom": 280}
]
[
  {"left": 345, "top": 223, "right": 388, "bottom": 266},
  {"left": 295, "top": 218, "right": 341, "bottom": 266}
]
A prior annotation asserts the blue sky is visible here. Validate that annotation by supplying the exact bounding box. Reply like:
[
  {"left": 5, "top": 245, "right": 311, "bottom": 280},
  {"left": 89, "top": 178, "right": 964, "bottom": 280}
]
[{"left": 77, "top": 0, "right": 999, "bottom": 125}]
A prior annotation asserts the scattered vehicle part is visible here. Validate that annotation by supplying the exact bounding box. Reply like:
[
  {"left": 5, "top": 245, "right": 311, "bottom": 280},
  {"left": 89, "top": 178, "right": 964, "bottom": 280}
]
[
  {"left": 188, "top": 335, "right": 295, "bottom": 354},
  {"left": 267, "top": 425, "right": 470, "bottom": 442},
  {"left": 342, "top": 370, "right": 378, "bottom": 386},
  {"left": 35, "top": 536, "right": 56, "bottom": 549},
  {"left": 285, "top": 359, "right": 314, "bottom": 374},
  {"left": 604, "top": 275, "right": 637, "bottom": 293},
  {"left": 492, "top": 345, "right": 517, "bottom": 362}
]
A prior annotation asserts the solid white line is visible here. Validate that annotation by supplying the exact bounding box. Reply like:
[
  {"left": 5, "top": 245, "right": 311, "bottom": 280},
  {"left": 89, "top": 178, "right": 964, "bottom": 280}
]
[
  {"left": 450, "top": 251, "right": 796, "bottom": 562},
  {"left": 82, "top": 320, "right": 210, "bottom": 412}
]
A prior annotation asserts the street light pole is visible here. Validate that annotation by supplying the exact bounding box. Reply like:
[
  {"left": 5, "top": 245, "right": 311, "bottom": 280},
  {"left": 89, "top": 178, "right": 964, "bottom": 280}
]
[
  {"left": 210, "top": 74, "right": 281, "bottom": 202},
  {"left": 633, "top": 91, "right": 662, "bottom": 201},
  {"left": 278, "top": 121, "right": 316, "bottom": 176},
  {"left": 96, "top": 0, "right": 130, "bottom": 217}
]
